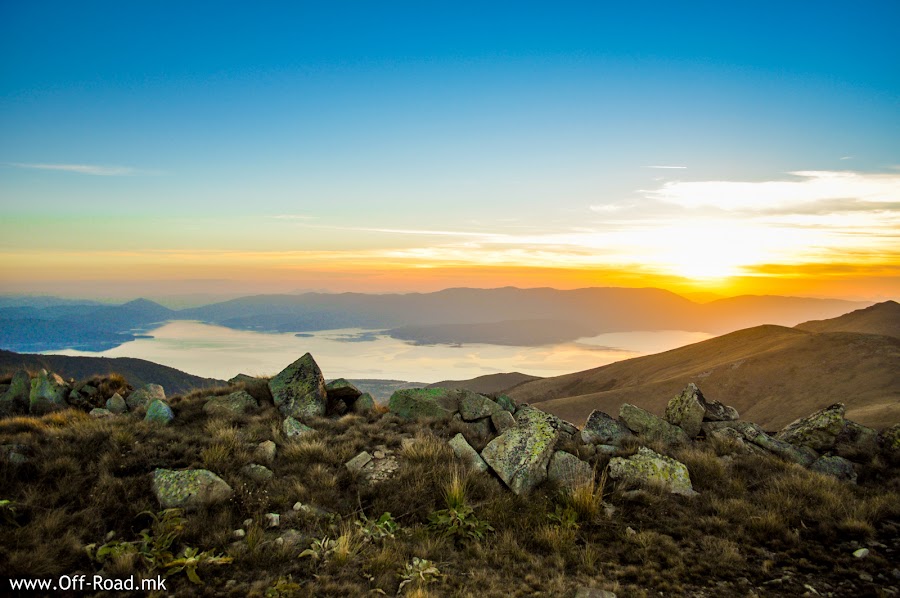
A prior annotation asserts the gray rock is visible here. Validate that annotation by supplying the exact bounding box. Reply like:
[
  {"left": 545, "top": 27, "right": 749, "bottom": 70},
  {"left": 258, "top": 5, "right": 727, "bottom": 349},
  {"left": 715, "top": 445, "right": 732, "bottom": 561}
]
[
  {"left": 229, "top": 373, "right": 259, "bottom": 385},
  {"left": 106, "top": 393, "right": 127, "bottom": 414},
  {"left": 581, "top": 409, "right": 633, "bottom": 446},
  {"left": 881, "top": 423, "right": 900, "bottom": 456},
  {"left": 255, "top": 440, "right": 277, "bottom": 465},
  {"left": 144, "top": 400, "right": 174, "bottom": 424},
  {"left": 282, "top": 417, "right": 315, "bottom": 439},
  {"left": 268, "top": 353, "right": 328, "bottom": 419},
  {"left": 834, "top": 420, "right": 879, "bottom": 457},
  {"left": 705, "top": 425, "right": 765, "bottom": 455},
  {"left": 608, "top": 447, "right": 697, "bottom": 496},
  {"left": 458, "top": 391, "right": 503, "bottom": 421},
  {"left": 494, "top": 394, "right": 517, "bottom": 413},
  {"left": 448, "top": 433, "right": 489, "bottom": 473},
  {"left": 466, "top": 416, "right": 493, "bottom": 438},
  {"left": 242, "top": 464, "right": 274, "bottom": 483},
  {"left": 706, "top": 420, "right": 819, "bottom": 466},
  {"left": 547, "top": 450, "right": 593, "bottom": 491},
  {"left": 204, "top": 390, "right": 259, "bottom": 415},
  {"left": 480, "top": 406, "right": 560, "bottom": 495},
  {"left": 776, "top": 403, "right": 847, "bottom": 452},
  {"left": 853, "top": 548, "right": 870, "bottom": 558},
  {"left": 127, "top": 383, "right": 166, "bottom": 411},
  {"left": 151, "top": 468, "right": 234, "bottom": 509},
  {"left": 89, "top": 408, "right": 113, "bottom": 418},
  {"left": 0, "top": 371, "right": 31, "bottom": 417},
  {"left": 29, "top": 369, "right": 69, "bottom": 415},
  {"left": 345, "top": 451, "right": 373, "bottom": 473},
  {"left": 325, "top": 378, "right": 362, "bottom": 402},
  {"left": 701, "top": 398, "right": 739, "bottom": 422},
  {"left": 352, "top": 392, "right": 376, "bottom": 414},
  {"left": 619, "top": 403, "right": 690, "bottom": 445},
  {"left": 810, "top": 455, "right": 857, "bottom": 483},
  {"left": 665, "top": 383, "right": 706, "bottom": 438},
  {"left": 491, "top": 410, "right": 516, "bottom": 434},
  {"left": 265, "top": 513, "right": 280, "bottom": 528},
  {"left": 388, "top": 388, "right": 459, "bottom": 420}
]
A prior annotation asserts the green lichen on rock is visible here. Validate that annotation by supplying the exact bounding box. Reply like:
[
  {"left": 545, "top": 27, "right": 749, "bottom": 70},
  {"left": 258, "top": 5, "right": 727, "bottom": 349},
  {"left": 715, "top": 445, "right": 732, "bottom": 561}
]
[
  {"left": 268, "top": 353, "right": 328, "bottom": 419},
  {"left": 619, "top": 403, "right": 690, "bottom": 445},
  {"left": 29, "top": 369, "right": 69, "bottom": 415},
  {"left": 151, "top": 468, "right": 233, "bottom": 509},
  {"left": 581, "top": 409, "right": 632, "bottom": 446},
  {"left": 448, "top": 433, "right": 489, "bottom": 473},
  {"left": 480, "top": 406, "right": 560, "bottom": 495},
  {"left": 776, "top": 403, "right": 847, "bottom": 451},
  {"left": 388, "top": 388, "right": 459, "bottom": 420},
  {"left": 0, "top": 370, "right": 30, "bottom": 417},
  {"left": 458, "top": 391, "right": 502, "bottom": 421},
  {"left": 494, "top": 395, "right": 517, "bottom": 414},
  {"left": 203, "top": 390, "right": 258, "bottom": 415},
  {"left": 707, "top": 421, "right": 818, "bottom": 466},
  {"left": 352, "top": 392, "right": 376, "bottom": 414},
  {"left": 282, "top": 416, "right": 315, "bottom": 439},
  {"left": 608, "top": 447, "right": 696, "bottom": 496},
  {"left": 325, "top": 378, "right": 362, "bottom": 401},
  {"left": 879, "top": 424, "right": 900, "bottom": 455},
  {"left": 144, "top": 399, "right": 174, "bottom": 424},
  {"left": 664, "top": 383, "right": 706, "bottom": 438},
  {"left": 810, "top": 455, "right": 857, "bottom": 483}
]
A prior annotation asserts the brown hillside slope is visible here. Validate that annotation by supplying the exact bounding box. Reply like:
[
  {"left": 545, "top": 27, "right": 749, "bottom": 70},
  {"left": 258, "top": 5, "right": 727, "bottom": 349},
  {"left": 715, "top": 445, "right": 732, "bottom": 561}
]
[
  {"left": 427, "top": 371, "right": 542, "bottom": 394},
  {"left": 508, "top": 325, "right": 900, "bottom": 430},
  {"left": 796, "top": 299, "right": 900, "bottom": 338}
]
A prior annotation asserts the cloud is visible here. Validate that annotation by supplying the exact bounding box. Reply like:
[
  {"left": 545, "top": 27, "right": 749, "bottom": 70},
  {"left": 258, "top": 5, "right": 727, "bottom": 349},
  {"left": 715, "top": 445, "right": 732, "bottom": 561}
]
[
  {"left": 645, "top": 165, "right": 687, "bottom": 169},
  {"left": 6, "top": 162, "right": 151, "bottom": 176},
  {"left": 840, "top": 156, "right": 854, "bottom": 160}
]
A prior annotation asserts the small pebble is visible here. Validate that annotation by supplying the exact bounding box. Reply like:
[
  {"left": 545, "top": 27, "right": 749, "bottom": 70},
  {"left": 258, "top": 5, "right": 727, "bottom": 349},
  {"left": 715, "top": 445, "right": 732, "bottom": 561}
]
[
  {"left": 859, "top": 573, "right": 873, "bottom": 583},
  {"left": 373, "top": 450, "right": 385, "bottom": 459},
  {"left": 293, "top": 501, "right": 303, "bottom": 511},
  {"left": 853, "top": 548, "right": 870, "bottom": 558},
  {"left": 233, "top": 529, "right": 245, "bottom": 539},
  {"left": 243, "top": 518, "right": 253, "bottom": 528},
  {"left": 265, "top": 513, "right": 280, "bottom": 528}
]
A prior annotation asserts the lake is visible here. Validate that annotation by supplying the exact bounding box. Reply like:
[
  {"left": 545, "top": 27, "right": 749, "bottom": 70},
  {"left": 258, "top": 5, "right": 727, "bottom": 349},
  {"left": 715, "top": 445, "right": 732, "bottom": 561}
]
[{"left": 50, "top": 321, "right": 713, "bottom": 382}]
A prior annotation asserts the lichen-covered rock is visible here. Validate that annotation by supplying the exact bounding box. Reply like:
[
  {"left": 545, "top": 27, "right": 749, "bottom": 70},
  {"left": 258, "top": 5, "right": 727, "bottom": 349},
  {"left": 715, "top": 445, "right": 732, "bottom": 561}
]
[
  {"left": 152, "top": 468, "right": 233, "bottom": 509},
  {"left": 29, "top": 369, "right": 69, "bottom": 415},
  {"left": 491, "top": 410, "right": 516, "bottom": 434},
  {"left": 229, "top": 373, "right": 259, "bottom": 385},
  {"left": 810, "top": 455, "right": 857, "bottom": 483},
  {"left": 776, "top": 403, "right": 847, "bottom": 452},
  {"left": 388, "top": 388, "right": 459, "bottom": 420},
  {"left": 106, "top": 392, "right": 127, "bottom": 414},
  {"left": 325, "top": 378, "right": 362, "bottom": 401},
  {"left": 480, "top": 406, "right": 560, "bottom": 495},
  {"left": 619, "top": 403, "right": 690, "bottom": 445},
  {"left": 255, "top": 440, "right": 277, "bottom": 465},
  {"left": 665, "top": 384, "right": 707, "bottom": 438},
  {"left": 879, "top": 424, "right": 900, "bottom": 456},
  {"left": 701, "top": 398, "right": 739, "bottom": 422},
  {"left": 282, "top": 417, "right": 315, "bottom": 439},
  {"left": 547, "top": 450, "right": 593, "bottom": 491},
  {"left": 834, "top": 420, "right": 879, "bottom": 458},
  {"left": 449, "top": 433, "right": 489, "bottom": 472},
  {"left": 204, "top": 390, "right": 259, "bottom": 415},
  {"left": 0, "top": 370, "right": 30, "bottom": 417},
  {"left": 345, "top": 451, "right": 373, "bottom": 473},
  {"left": 494, "top": 395, "right": 517, "bottom": 413},
  {"left": 127, "top": 383, "right": 166, "bottom": 411},
  {"left": 352, "top": 392, "right": 376, "bottom": 414},
  {"left": 89, "top": 408, "right": 113, "bottom": 418},
  {"left": 707, "top": 421, "right": 818, "bottom": 466},
  {"left": 144, "top": 400, "right": 174, "bottom": 424},
  {"left": 608, "top": 447, "right": 696, "bottom": 496},
  {"left": 704, "top": 425, "right": 766, "bottom": 455},
  {"left": 581, "top": 409, "right": 633, "bottom": 446},
  {"left": 242, "top": 463, "right": 274, "bottom": 483},
  {"left": 269, "top": 353, "right": 328, "bottom": 419},
  {"left": 458, "top": 391, "right": 503, "bottom": 421}
]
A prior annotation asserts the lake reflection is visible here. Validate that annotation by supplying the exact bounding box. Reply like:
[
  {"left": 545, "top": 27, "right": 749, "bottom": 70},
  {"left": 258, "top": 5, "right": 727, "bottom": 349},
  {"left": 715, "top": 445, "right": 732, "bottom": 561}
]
[{"left": 50, "top": 321, "right": 712, "bottom": 382}]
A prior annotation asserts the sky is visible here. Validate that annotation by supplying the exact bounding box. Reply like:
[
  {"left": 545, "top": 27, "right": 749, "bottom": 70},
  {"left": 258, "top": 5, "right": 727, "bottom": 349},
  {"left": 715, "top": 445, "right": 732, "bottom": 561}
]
[{"left": 1, "top": 1, "right": 898, "bottom": 302}]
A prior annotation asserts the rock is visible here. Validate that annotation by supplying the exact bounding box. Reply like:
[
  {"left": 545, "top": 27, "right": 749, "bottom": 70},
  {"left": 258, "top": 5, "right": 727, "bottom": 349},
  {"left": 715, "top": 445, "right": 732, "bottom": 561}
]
[
  {"left": 701, "top": 398, "right": 739, "bottom": 422},
  {"left": 810, "top": 455, "right": 857, "bottom": 483},
  {"left": 106, "top": 393, "right": 127, "bottom": 414},
  {"left": 705, "top": 425, "right": 765, "bottom": 455},
  {"left": 491, "top": 410, "right": 516, "bottom": 434},
  {"left": 127, "top": 384, "right": 166, "bottom": 411},
  {"left": 466, "top": 416, "right": 493, "bottom": 438},
  {"left": 458, "top": 391, "right": 503, "bottom": 421},
  {"left": 352, "top": 392, "right": 376, "bottom": 414},
  {"left": 834, "top": 421, "right": 879, "bottom": 457},
  {"left": 388, "top": 388, "right": 459, "bottom": 420},
  {"left": 89, "top": 408, "right": 113, "bottom": 418},
  {"left": 144, "top": 400, "right": 174, "bottom": 424},
  {"left": 282, "top": 417, "right": 315, "bottom": 439},
  {"left": 852, "top": 547, "right": 870, "bottom": 558},
  {"left": 574, "top": 588, "right": 617, "bottom": 598},
  {"left": 345, "top": 451, "right": 373, "bottom": 473},
  {"left": 665, "top": 384, "right": 707, "bottom": 438},
  {"left": 204, "top": 390, "right": 259, "bottom": 415},
  {"left": 255, "top": 440, "right": 277, "bottom": 465},
  {"left": 448, "top": 433, "right": 489, "bottom": 473},
  {"left": 480, "top": 406, "right": 560, "bottom": 495},
  {"left": 232, "top": 529, "right": 246, "bottom": 539},
  {"left": 878, "top": 424, "right": 900, "bottom": 456},
  {"left": 0, "top": 371, "right": 31, "bottom": 417},
  {"left": 268, "top": 353, "right": 328, "bottom": 419},
  {"left": 373, "top": 450, "right": 385, "bottom": 459},
  {"left": 776, "top": 403, "right": 847, "bottom": 452},
  {"left": 265, "top": 513, "right": 280, "bottom": 528},
  {"left": 1, "top": 443, "right": 30, "bottom": 465},
  {"left": 242, "top": 464, "right": 274, "bottom": 483},
  {"left": 494, "top": 394, "right": 517, "bottom": 413},
  {"left": 581, "top": 410, "right": 633, "bottom": 446},
  {"left": 229, "top": 373, "right": 259, "bottom": 385},
  {"left": 29, "top": 369, "right": 69, "bottom": 415},
  {"left": 595, "top": 444, "right": 620, "bottom": 456},
  {"left": 151, "top": 468, "right": 234, "bottom": 509},
  {"left": 608, "top": 447, "right": 697, "bottom": 496},
  {"left": 547, "top": 451, "right": 593, "bottom": 491},
  {"left": 619, "top": 403, "right": 690, "bottom": 445},
  {"left": 325, "top": 378, "right": 362, "bottom": 402}
]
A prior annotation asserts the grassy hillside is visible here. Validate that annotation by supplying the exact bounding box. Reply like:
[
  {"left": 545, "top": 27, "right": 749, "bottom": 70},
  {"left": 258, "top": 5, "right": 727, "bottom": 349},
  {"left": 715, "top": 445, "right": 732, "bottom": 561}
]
[
  {"left": 796, "top": 300, "right": 900, "bottom": 339},
  {"left": 427, "top": 372, "right": 542, "bottom": 395}
]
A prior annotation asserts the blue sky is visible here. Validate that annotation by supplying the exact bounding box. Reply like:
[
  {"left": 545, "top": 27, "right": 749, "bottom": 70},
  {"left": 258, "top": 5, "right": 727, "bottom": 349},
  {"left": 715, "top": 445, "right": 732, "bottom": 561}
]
[{"left": 1, "top": 1, "right": 898, "bottom": 299}]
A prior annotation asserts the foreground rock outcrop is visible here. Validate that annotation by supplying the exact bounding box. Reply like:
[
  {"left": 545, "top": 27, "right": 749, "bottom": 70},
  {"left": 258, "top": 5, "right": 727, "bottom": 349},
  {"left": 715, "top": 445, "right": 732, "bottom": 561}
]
[{"left": 268, "top": 353, "right": 328, "bottom": 419}]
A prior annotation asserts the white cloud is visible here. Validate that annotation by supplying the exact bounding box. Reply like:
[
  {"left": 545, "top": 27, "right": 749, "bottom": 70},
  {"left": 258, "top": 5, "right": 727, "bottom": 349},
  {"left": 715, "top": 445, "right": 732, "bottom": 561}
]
[
  {"left": 6, "top": 162, "right": 151, "bottom": 176},
  {"left": 645, "top": 165, "right": 687, "bottom": 169}
]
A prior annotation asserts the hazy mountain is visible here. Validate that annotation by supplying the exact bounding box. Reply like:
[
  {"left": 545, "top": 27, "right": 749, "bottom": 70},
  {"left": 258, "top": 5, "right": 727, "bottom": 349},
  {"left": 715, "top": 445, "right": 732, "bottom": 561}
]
[
  {"left": 427, "top": 372, "right": 542, "bottom": 395},
  {"left": 795, "top": 300, "right": 900, "bottom": 338},
  {"left": 507, "top": 302, "right": 900, "bottom": 430}
]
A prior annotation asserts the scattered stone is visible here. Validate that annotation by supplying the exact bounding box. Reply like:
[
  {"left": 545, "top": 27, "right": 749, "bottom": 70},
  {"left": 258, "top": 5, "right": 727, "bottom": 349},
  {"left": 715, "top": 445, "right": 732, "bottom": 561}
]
[
  {"left": 144, "top": 400, "right": 174, "bottom": 424},
  {"left": 581, "top": 409, "right": 633, "bottom": 446},
  {"left": 233, "top": 529, "right": 246, "bottom": 539},
  {"left": 242, "top": 463, "right": 274, "bottom": 483},
  {"left": 89, "top": 408, "right": 113, "bottom": 418},
  {"left": 106, "top": 393, "right": 127, "bottom": 414},
  {"left": 243, "top": 518, "right": 253, "bottom": 528},
  {"left": 255, "top": 440, "right": 277, "bottom": 465},
  {"left": 126, "top": 383, "right": 166, "bottom": 411},
  {"left": 481, "top": 406, "right": 560, "bottom": 495},
  {"left": 265, "top": 513, "right": 280, "bottom": 528},
  {"left": 458, "top": 391, "right": 503, "bottom": 421},
  {"left": 619, "top": 403, "right": 690, "bottom": 445},
  {"left": 282, "top": 417, "right": 315, "bottom": 439},
  {"left": 0, "top": 370, "right": 30, "bottom": 417},
  {"left": 547, "top": 450, "right": 593, "bottom": 491},
  {"left": 373, "top": 450, "right": 386, "bottom": 459},
  {"left": 293, "top": 502, "right": 304, "bottom": 511},
  {"left": 151, "top": 468, "right": 234, "bottom": 509},
  {"left": 665, "top": 383, "right": 707, "bottom": 438},
  {"left": 494, "top": 394, "right": 517, "bottom": 413},
  {"left": 853, "top": 548, "right": 870, "bottom": 558},
  {"left": 352, "top": 392, "right": 376, "bottom": 414},
  {"left": 388, "top": 388, "right": 459, "bottom": 420},
  {"left": 29, "top": 369, "right": 69, "bottom": 415},
  {"left": 811, "top": 455, "right": 858, "bottom": 483},
  {"left": 448, "top": 433, "right": 489, "bottom": 473},
  {"left": 859, "top": 572, "right": 874, "bottom": 583},
  {"left": 345, "top": 451, "right": 373, "bottom": 473},
  {"left": 776, "top": 403, "right": 847, "bottom": 452},
  {"left": 268, "top": 353, "right": 328, "bottom": 419},
  {"left": 204, "top": 390, "right": 259, "bottom": 415},
  {"left": 608, "top": 447, "right": 697, "bottom": 496},
  {"left": 491, "top": 410, "right": 516, "bottom": 433}
]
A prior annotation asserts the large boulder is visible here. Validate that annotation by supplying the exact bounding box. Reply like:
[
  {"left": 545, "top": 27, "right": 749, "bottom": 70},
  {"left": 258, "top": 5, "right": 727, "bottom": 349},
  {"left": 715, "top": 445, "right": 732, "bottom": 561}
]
[
  {"left": 0, "top": 371, "right": 31, "bottom": 417},
  {"left": 448, "top": 433, "right": 489, "bottom": 473},
  {"left": 705, "top": 421, "right": 818, "bottom": 466},
  {"left": 619, "top": 403, "right": 690, "bottom": 445},
  {"left": 282, "top": 417, "right": 315, "bottom": 439},
  {"left": 151, "top": 468, "right": 234, "bottom": 509},
  {"left": 325, "top": 378, "right": 362, "bottom": 414},
  {"left": 458, "top": 391, "right": 503, "bottom": 421},
  {"left": 29, "top": 370, "right": 69, "bottom": 415},
  {"left": 664, "top": 384, "right": 707, "bottom": 438},
  {"left": 106, "top": 393, "right": 127, "bottom": 414},
  {"left": 775, "top": 403, "right": 847, "bottom": 452},
  {"left": 268, "top": 353, "right": 328, "bottom": 419},
  {"left": 547, "top": 450, "right": 593, "bottom": 491},
  {"left": 581, "top": 410, "right": 633, "bottom": 446},
  {"left": 352, "top": 392, "right": 376, "bottom": 414},
  {"left": 204, "top": 390, "right": 259, "bottom": 416},
  {"left": 608, "top": 447, "right": 696, "bottom": 496},
  {"left": 494, "top": 395, "right": 517, "bottom": 414},
  {"left": 480, "top": 406, "right": 560, "bottom": 495},
  {"left": 810, "top": 455, "right": 857, "bottom": 484},
  {"left": 491, "top": 410, "right": 517, "bottom": 434},
  {"left": 144, "top": 400, "right": 174, "bottom": 424},
  {"left": 388, "top": 388, "right": 459, "bottom": 420},
  {"left": 834, "top": 421, "right": 879, "bottom": 458},
  {"left": 127, "top": 384, "right": 166, "bottom": 411},
  {"left": 879, "top": 424, "right": 900, "bottom": 457}
]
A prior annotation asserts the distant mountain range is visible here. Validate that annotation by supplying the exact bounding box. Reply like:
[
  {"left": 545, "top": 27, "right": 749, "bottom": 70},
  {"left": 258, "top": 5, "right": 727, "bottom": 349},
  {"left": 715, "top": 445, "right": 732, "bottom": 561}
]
[{"left": 0, "top": 288, "right": 872, "bottom": 352}]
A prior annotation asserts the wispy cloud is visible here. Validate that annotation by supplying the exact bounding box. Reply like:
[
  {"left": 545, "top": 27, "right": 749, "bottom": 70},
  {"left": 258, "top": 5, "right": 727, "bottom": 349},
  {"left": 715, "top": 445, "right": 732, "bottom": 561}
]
[
  {"left": 6, "top": 162, "right": 153, "bottom": 176},
  {"left": 645, "top": 165, "right": 687, "bottom": 169},
  {"left": 840, "top": 156, "right": 854, "bottom": 160}
]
